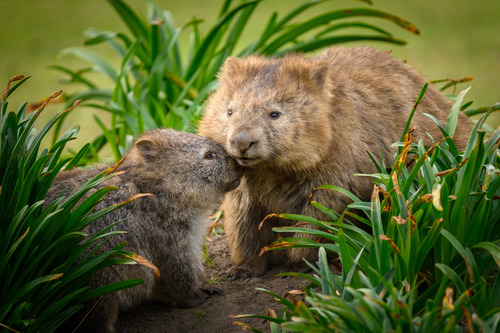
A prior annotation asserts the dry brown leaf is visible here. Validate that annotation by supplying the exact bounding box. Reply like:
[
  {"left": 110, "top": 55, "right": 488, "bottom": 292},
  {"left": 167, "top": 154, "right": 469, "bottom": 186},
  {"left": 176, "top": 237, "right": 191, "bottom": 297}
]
[
  {"left": 284, "top": 290, "right": 305, "bottom": 299},
  {"left": 393, "top": 216, "right": 406, "bottom": 225},
  {"left": 258, "top": 213, "right": 280, "bottom": 230},
  {"left": 1, "top": 75, "right": 25, "bottom": 102},
  {"left": 125, "top": 254, "right": 161, "bottom": 281},
  {"left": 379, "top": 234, "right": 399, "bottom": 254},
  {"left": 49, "top": 273, "right": 64, "bottom": 281},
  {"left": 442, "top": 287, "right": 454, "bottom": 310}
]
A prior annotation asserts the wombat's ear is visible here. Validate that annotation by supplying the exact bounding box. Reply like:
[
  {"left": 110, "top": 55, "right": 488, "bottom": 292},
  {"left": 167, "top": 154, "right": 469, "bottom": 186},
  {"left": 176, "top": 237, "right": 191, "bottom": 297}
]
[
  {"left": 222, "top": 57, "right": 240, "bottom": 74},
  {"left": 135, "top": 138, "right": 158, "bottom": 165},
  {"left": 310, "top": 63, "right": 329, "bottom": 90}
]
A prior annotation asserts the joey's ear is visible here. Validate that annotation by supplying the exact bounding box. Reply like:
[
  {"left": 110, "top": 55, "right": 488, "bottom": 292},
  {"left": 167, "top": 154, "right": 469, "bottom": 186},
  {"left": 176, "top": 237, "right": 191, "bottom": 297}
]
[
  {"left": 309, "top": 63, "right": 329, "bottom": 90},
  {"left": 135, "top": 138, "right": 158, "bottom": 164}
]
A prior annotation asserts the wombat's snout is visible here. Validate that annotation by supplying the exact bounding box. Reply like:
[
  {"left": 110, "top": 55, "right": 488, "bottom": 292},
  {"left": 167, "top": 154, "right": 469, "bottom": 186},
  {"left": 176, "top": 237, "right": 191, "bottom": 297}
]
[{"left": 230, "top": 131, "right": 257, "bottom": 155}]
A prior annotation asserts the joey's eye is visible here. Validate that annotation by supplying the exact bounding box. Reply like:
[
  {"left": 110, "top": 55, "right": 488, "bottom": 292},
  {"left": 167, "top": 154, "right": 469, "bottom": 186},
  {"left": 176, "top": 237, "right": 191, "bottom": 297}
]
[
  {"left": 269, "top": 111, "right": 281, "bottom": 119},
  {"left": 204, "top": 151, "right": 216, "bottom": 160},
  {"left": 227, "top": 109, "right": 233, "bottom": 116}
]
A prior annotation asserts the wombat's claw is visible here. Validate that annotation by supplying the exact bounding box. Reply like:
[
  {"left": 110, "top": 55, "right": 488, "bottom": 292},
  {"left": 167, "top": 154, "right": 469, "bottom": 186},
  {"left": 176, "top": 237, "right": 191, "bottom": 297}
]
[
  {"left": 200, "top": 285, "right": 222, "bottom": 295},
  {"left": 227, "top": 265, "right": 252, "bottom": 280}
]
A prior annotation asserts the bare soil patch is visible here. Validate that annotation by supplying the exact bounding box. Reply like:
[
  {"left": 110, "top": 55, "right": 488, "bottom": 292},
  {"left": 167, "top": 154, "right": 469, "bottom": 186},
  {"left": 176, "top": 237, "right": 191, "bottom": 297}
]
[{"left": 115, "top": 234, "right": 309, "bottom": 333}]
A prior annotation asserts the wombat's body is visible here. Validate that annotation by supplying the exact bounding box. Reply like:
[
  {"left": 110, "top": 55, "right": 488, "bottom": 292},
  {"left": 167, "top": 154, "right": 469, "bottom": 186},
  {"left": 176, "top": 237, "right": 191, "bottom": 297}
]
[
  {"left": 47, "top": 129, "right": 242, "bottom": 332},
  {"left": 199, "top": 46, "right": 471, "bottom": 278}
]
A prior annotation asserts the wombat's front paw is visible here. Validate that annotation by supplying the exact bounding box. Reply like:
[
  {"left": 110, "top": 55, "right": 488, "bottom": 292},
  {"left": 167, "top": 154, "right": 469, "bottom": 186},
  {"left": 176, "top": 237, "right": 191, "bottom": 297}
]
[{"left": 200, "top": 284, "right": 223, "bottom": 295}]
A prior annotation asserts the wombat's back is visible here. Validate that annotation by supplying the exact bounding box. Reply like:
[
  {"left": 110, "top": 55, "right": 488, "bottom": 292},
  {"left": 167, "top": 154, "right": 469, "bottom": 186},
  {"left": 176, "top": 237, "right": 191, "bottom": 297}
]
[{"left": 317, "top": 46, "right": 470, "bottom": 153}]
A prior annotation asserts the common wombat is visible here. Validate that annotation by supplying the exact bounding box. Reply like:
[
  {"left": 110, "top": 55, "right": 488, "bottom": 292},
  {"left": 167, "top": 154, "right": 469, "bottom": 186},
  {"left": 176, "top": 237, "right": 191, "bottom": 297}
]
[
  {"left": 198, "top": 46, "right": 471, "bottom": 278},
  {"left": 47, "top": 129, "right": 242, "bottom": 332}
]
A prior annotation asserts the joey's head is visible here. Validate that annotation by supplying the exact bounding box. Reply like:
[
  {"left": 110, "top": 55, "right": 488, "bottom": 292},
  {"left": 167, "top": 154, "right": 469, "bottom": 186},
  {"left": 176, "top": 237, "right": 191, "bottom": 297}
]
[
  {"left": 199, "top": 54, "right": 334, "bottom": 172},
  {"left": 126, "top": 129, "right": 242, "bottom": 209}
]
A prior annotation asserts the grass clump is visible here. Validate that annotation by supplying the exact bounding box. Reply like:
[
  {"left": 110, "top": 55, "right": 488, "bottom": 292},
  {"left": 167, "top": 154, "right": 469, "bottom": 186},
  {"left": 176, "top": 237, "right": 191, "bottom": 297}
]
[{"left": 0, "top": 76, "right": 147, "bottom": 332}]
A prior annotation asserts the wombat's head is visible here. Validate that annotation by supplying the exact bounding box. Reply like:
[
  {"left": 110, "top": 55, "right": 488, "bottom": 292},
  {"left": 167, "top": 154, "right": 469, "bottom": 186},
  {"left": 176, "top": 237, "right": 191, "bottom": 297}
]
[
  {"left": 127, "top": 129, "right": 242, "bottom": 208},
  {"left": 199, "top": 54, "right": 333, "bottom": 173}
]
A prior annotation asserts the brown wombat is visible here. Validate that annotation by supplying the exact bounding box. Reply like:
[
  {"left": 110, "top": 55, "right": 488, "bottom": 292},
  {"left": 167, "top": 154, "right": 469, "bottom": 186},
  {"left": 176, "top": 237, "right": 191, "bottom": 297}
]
[
  {"left": 198, "top": 46, "right": 471, "bottom": 279},
  {"left": 47, "top": 129, "right": 242, "bottom": 332}
]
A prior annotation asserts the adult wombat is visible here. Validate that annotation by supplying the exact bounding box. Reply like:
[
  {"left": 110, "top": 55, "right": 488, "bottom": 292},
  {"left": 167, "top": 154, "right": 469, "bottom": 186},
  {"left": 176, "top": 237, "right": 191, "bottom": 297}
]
[
  {"left": 47, "top": 129, "right": 242, "bottom": 332},
  {"left": 198, "top": 46, "right": 471, "bottom": 279}
]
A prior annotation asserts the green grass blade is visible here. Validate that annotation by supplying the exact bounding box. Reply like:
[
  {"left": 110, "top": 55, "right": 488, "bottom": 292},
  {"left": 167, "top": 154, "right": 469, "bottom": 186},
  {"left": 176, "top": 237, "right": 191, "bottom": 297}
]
[
  {"left": 445, "top": 87, "right": 471, "bottom": 137},
  {"left": 185, "top": 0, "right": 260, "bottom": 80},
  {"left": 107, "top": 0, "right": 148, "bottom": 39},
  {"left": 263, "top": 8, "right": 418, "bottom": 54},
  {"left": 473, "top": 242, "right": 500, "bottom": 267},
  {"left": 279, "top": 35, "right": 406, "bottom": 55},
  {"left": 57, "top": 48, "right": 117, "bottom": 81}
]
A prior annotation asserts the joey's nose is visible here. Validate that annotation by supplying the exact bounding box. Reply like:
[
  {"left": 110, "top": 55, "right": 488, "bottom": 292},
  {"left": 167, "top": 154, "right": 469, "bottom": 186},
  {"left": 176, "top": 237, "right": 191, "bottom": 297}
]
[{"left": 231, "top": 131, "right": 257, "bottom": 154}]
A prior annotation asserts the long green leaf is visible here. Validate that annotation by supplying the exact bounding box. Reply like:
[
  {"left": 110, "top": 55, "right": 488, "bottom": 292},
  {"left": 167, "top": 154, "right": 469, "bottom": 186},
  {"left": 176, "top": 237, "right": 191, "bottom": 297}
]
[
  {"left": 473, "top": 242, "right": 500, "bottom": 267},
  {"left": 445, "top": 87, "right": 471, "bottom": 137},
  {"left": 57, "top": 48, "right": 117, "bottom": 81},
  {"left": 107, "top": 0, "right": 148, "bottom": 39},
  {"left": 263, "top": 8, "right": 418, "bottom": 54},
  {"left": 185, "top": 0, "right": 260, "bottom": 80}
]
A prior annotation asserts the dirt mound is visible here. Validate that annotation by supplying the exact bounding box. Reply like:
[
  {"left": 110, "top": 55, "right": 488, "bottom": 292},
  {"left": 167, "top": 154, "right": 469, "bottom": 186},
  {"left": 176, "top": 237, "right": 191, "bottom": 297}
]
[{"left": 116, "top": 234, "right": 309, "bottom": 333}]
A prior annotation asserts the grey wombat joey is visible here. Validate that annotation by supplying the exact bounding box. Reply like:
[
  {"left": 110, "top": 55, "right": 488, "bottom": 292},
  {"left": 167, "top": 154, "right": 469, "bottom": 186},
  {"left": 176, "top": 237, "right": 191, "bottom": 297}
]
[{"left": 47, "top": 129, "right": 242, "bottom": 332}]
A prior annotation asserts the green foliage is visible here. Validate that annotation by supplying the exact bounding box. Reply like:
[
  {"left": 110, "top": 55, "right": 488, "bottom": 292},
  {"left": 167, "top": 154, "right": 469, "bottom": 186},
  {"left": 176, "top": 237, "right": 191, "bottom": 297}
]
[
  {"left": 53, "top": 0, "right": 419, "bottom": 162},
  {"left": 237, "top": 248, "right": 496, "bottom": 333},
  {"left": 0, "top": 76, "right": 145, "bottom": 333},
  {"left": 238, "top": 88, "right": 500, "bottom": 332}
]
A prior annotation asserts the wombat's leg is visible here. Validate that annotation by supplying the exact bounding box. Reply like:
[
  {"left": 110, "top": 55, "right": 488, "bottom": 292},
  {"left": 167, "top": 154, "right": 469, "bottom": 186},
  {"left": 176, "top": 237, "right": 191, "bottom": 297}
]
[
  {"left": 223, "top": 195, "right": 278, "bottom": 279},
  {"left": 169, "top": 278, "right": 211, "bottom": 308},
  {"left": 155, "top": 256, "right": 208, "bottom": 308},
  {"left": 74, "top": 293, "right": 119, "bottom": 333},
  {"left": 285, "top": 199, "right": 344, "bottom": 273},
  {"left": 177, "top": 289, "right": 209, "bottom": 308},
  {"left": 74, "top": 266, "right": 136, "bottom": 333},
  {"left": 286, "top": 233, "right": 320, "bottom": 274}
]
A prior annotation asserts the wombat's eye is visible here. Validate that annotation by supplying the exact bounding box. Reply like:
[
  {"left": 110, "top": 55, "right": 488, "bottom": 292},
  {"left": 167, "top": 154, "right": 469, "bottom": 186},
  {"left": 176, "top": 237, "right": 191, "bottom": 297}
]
[
  {"left": 269, "top": 111, "right": 281, "bottom": 119},
  {"left": 204, "top": 152, "right": 216, "bottom": 160},
  {"left": 227, "top": 109, "right": 233, "bottom": 116}
]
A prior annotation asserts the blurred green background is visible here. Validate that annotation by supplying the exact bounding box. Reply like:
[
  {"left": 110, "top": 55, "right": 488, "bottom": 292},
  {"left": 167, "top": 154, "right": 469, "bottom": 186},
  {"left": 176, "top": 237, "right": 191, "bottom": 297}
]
[{"left": 1, "top": 0, "right": 499, "bottom": 154}]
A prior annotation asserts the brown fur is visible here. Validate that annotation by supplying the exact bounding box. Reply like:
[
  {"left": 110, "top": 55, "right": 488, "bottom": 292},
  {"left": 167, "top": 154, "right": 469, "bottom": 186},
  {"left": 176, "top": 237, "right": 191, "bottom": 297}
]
[
  {"left": 47, "top": 129, "right": 242, "bottom": 332},
  {"left": 198, "top": 46, "right": 471, "bottom": 278}
]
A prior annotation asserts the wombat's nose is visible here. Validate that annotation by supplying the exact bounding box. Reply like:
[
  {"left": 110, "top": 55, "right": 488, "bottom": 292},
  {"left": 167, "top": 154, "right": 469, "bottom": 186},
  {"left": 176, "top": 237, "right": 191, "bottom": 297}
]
[{"left": 231, "top": 131, "right": 257, "bottom": 154}]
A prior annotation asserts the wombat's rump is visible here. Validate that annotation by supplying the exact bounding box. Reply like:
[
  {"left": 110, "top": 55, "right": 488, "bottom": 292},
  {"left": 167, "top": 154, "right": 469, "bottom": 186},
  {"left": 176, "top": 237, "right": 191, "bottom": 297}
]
[
  {"left": 199, "top": 46, "right": 471, "bottom": 278},
  {"left": 48, "top": 129, "right": 242, "bottom": 332}
]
